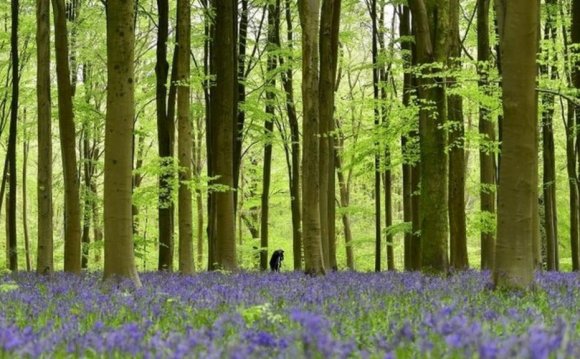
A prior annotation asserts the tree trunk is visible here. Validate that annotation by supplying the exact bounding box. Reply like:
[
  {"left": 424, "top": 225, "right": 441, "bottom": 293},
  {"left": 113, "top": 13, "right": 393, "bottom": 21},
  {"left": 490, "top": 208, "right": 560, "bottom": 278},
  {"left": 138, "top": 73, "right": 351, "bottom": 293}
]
[
  {"left": 448, "top": 0, "right": 468, "bottom": 270},
  {"left": 22, "top": 111, "right": 31, "bottom": 271},
  {"left": 477, "top": 0, "right": 495, "bottom": 270},
  {"left": 156, "top": 0, "right": 174, "bottom": 272},
  {"left": 176, "top": 0, "right": 194, "bottom": 274},
  {"left": 335, "top": 134, "right": 354, "bottom": 270},
  {"left": 279, "top": 0, "right": 303, "bottom": 270},
  {"left": 209, "top": 0, "right": 237, "bottom": 271},
  {"left": 571, "top": 0, "right": 580, "bottom": 271},
  {"left": 234, "top": 0, "right": 248, "bottom": 210},
  {"left": 371, "top": 0, "right": 382, "bottom": 272},
  {"left": 540, "top": 0, "right": 558, "bottom": 271},
  {"left": 260, "top": 1, "right": 280, "bottom": 271},
  {"left": 319, "top": 0, "right": 341, "bottom": 270},
  {"left": 409, "top": 0, "right": 450, "bottom": 273},
  {"left": 7, "top": 0, "right": 19, "bottom": 272},
  {"left": 52, "top": 0, "right": 82, "bottom": 274},
  {"left": 399, "top": 5, "right": 414, "bottom": 271},
  {"left": 298, "top": 0, "right": 325, "bottom": 275},
  {"left": 568, "top": 103, "right": 580, "bottom": 271},
  {"left": 36, "top": 0, "right": 54, "bottom": 275},
  {"left": 493, "top": 0, "right": 538, "bottom": 289},
  {"left": 103, "top": 0, "right": 142, "bottom": 287}
]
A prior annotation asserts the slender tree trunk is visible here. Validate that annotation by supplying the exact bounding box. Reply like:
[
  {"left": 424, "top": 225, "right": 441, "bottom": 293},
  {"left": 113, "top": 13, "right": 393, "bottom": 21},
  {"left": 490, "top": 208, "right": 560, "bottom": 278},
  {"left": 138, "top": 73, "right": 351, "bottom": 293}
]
[
  {"left": 319, "top": 0, "right": 341, "bottom": 270},
  {"left": 371, "top": 0, "right": 382, "bottom": 272},
  {"left": 260, "top": 1, "right": 280, "bottom": 271},
  {"left": 81, "top": 130, "right": 91, "bottom": 270},
  {"left": 7, "top": 0, "right": 19, "bottom": 272},
  {"left": 103, "top": 0, "right": 141, "bottom": 287},
  {"left": 568, "top": 103, "right": 580, "bottom": 271},
  {"left": 399, "top": 5, "right": 414, "bottom": 271},
  {"left": 36, "top": 0, "right": 53, "bottom": 275},
  {"left": 493, "top": 0, "right": 539, "bottom": 289},
  {"left": 278, "top": 0, "right": 303, "bottom": 270},
  {"left": 52, "top": 0, "right": 82, "bottom": 274},
  {"left": 477, "top": 0, "right": 495, "bottom": 270},
  {"left": 234, "top": 0, "right": 248, "bottom": 210},
  {"left": 194, "top": 116, "right": 204, "bottom": 268},
  {"left": 409, "top": 0, "right": 450, "bottom": 273},
  {"left": 335, "top": 140, "right": 354, "bottom": 270},
  {"left": 22, "top": 112, "right": 31, "bottom": 271},
  {"left": 571, "top": 0, "right": 580, "bottom": 271},
  {"left": 298, "top": 0, "right": 324, "bottom": 275},
  {"left": 448, "top": 0, "right": 468, "bottom": 270},
  {"left": 540, "top": 0, "right": 558, "bottom": 271},
  {"left": 209, "top": 0, "right": 237, "bottom": 271},
  {"left": 177, "top": 0, "right": 194, "bottom": 274},
  {"left": 156, "top": 0, "right": 174, "bottom": 272}
]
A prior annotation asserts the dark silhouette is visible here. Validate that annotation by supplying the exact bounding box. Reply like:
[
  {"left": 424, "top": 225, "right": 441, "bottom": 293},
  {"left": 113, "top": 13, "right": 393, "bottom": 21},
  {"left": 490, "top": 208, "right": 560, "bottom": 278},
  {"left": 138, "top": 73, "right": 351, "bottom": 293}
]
[{"left": 269, "top": 250, "right": 284, "bottom": 272}]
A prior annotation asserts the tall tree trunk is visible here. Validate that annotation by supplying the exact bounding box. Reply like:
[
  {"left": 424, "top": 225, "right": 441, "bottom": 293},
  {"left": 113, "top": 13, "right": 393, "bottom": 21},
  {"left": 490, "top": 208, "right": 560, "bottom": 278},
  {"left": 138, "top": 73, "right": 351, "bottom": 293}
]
[
  {"left": 52, "top": 0, "right": 82, "bottom": 274},
  {"left": 279, "top": 0, "right": 302, "bottom": 270},
  {"left": 477, "top": 0, "right": 495, "bottom": 270},
  {"left": 22, "top": 111, "right": 31, "bottom": 271},
  {"left": 448, "top": 0, "right": 468, "bottom": 270},
  {"left": 298, "top": 0, "right": 325, "bottom": 275},
  {"left": 177, "top": 0, "right": 194, "bottom": 274},
  {"left": 335, "top": 138, "right": 354, "bottom": 270},
  {"left": 156, "top": 0, "right": 174, "bottom": 272},
  {"left": 399, "top": 5, "right": 414, "bottom": 271},
  {"left": 209, "top": 0, "right": 237, "bottom": 271},
  {"left": 409, "top": 0, "right": 450, "bottom": 273},
  {"left": 234, "top": 0, "right": 248, "bottom": 210},
  {"left": 571, "top": 0, "right": 580, "bottom": 271},
  {"left": 371, "top": 0, "right": 382, "bottom": 272},
  {"left": 319, "top": 0, "right": 341, "bottom": 270},
  {"left": 36, "top": 0, "right": 53, "bottom": 275},
  {"left": 103, "top": 0, "right": 141, "bottom": 287},
  {"left": 7, "top": 0, "right": 19, "bottom": 272},
  {"left": 260, "top": 1, "right": 280, "bottom": 271},
  {"left": 540, "top": 0, "right": 558, "bottom": 271},
  {"left": 493, "top": 0, "right": 538, "bottom": 289},
  {"left": 81, "top": 129, "right": 91, "bottom": 270},
  {"left": 568, "top": 103, "right": 580, "bottom": 271}
]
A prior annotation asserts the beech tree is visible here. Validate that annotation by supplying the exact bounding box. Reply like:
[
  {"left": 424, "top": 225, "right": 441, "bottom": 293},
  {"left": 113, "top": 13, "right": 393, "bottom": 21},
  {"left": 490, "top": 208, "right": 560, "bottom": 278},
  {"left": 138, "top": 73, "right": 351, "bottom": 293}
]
[
  {"left": 493, "top": 0, "right": 539, "bottom": 289},
  {"left": 103, "top": 0, "right": 141, "bottom": 286}
]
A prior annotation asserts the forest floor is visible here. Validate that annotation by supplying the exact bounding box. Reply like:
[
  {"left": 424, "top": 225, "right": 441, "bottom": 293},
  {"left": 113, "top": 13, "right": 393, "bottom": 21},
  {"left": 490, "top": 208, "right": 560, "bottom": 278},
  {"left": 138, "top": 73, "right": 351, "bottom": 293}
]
[{"left": 0, "top": 270, "right": 578, "bottom": 358}]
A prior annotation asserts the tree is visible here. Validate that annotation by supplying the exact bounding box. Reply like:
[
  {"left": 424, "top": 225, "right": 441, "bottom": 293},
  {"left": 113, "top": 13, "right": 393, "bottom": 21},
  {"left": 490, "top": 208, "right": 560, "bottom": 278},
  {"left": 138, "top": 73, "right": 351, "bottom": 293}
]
[
  {"left": 208, "top": 0, "right": 237, "bottom": 271},
  {"left": 477, "top": 0, "right": 495, "bottom": 270},
  {"left": 493, "top": 0, "right": 538, "bottom": 289},
  {"left": 177, "top": 0, "right": 194, "bottom": 274},
  {"left": 156, "top": 0, "right": 174, "bottom": 272},
  {"left": 571, "top": 0, "right": 580, "bottom": 271},
  {"left": 448, "top": 0, "right": 468, "bottom": 269},
  {"left": 52, "top": 0, "right": 82, "bottom": 273},
  {"left": 7, "top": 0, "right": 19, "bottom": 271},
  {"left": 260, "top": 0, "right": 280, "bottom": 271},
  {"left": 298, "top": 0, "right": 325, "bottom": 275},
  {"left": 36, "top": 0, "right": 53, "bottom": 275},
  {"left": 103, "top": 0, "right": 141, "bottom": 286},
  {"left": 408, "top": 0, "right": 450, "bottom": 273}
]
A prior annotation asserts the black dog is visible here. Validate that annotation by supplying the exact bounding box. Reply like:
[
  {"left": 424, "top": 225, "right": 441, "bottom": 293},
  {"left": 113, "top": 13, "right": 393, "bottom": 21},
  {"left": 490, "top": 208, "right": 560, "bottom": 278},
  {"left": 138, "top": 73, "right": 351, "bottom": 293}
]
[{"left": 269, "top": 250, "right": 284, "bottom": 272}]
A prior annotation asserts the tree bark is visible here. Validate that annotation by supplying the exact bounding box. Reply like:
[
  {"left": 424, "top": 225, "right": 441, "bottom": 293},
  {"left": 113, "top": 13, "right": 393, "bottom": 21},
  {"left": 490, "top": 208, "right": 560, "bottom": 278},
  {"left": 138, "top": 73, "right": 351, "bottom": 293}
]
[
  {"left": 103, "top": 0, "right": 142, "bottom": 287},
  {"left": 209, "top": 0, "right": 237, "bottom": 271},
  {"left": 448, "top": 0, "right": 468, "bottom": 270},
  {"left": 234, "top": 0, "right": 248, "bottom": 210},
  {"left": 477, "top": 0, "right": 495, "bottom": 270},
  {"left": 280, "top": 0, "right": 303, "bottom": 270},
  {"left": 408, "top": 0, "right": 450, "bottom": 273},
  {"left": 298, "top": 0, "right": 325, "bottom": 275},
  {"left": 22, "top": 111, "right": 31, "bottom": 271},
  {"left": 36, "top": 0, "right": 54, "bottom": 275},
  {"left": 52, "top": 0, "right": 82, "bottom": 274},
  {"left": 177, "top": 0, "right": 194, "bottom": 274},
  {"left": 571, "top": 0, "right": 580, "bottom": 271},
  {"left": 260, "top": 1, "right": 280, "bottom": 271},
  {"left": 7, "top": 0, "right": 19, "bottom": 271},
  {"left": 493, "top": 0, "right": 538, "bottom": 289},
  {"left": 319, "top": 0, "right": 341, "bottom": 270},
  {"left": 156, "top": 0, "right": 174, "bottom": 272},
  {"left": 540, "top": 0, "right": 558, "bottom": 271},
  {"left": 371, "top": 0, "right": 382, "bottom": 272}
]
